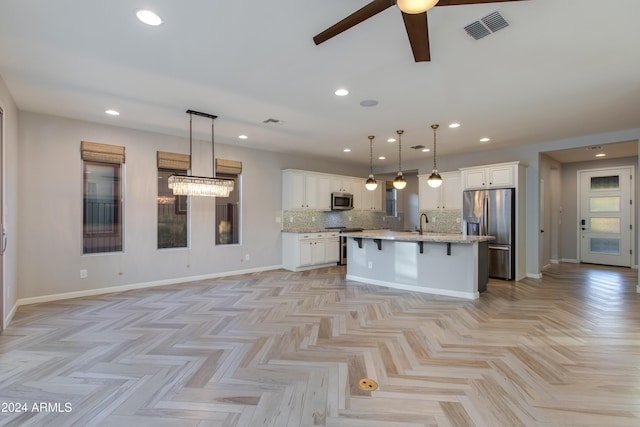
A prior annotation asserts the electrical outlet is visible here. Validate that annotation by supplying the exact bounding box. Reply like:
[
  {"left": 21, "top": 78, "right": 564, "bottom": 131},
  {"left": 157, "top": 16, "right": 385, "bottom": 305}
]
[
  {"left": 245, "top": 254, "right": 250, "bottom": 261},
  {"left": 456, "top": 217, "right": 460, "bottom": 223},
  {"left": 289, "top": 216, "right": 293, "bottom": 223},
  {"left": 349, "top": 216, "right": 352, "bottom": 222},
  {"left": 312, "top": 216, "right": 315, "bottom": 222},
  {"left": 367, "top": 261, "right": 373, "bottom": 269},
  {"left": 80, "top": 269, "right": 88, "bottom": 279},
  {"left": 275, "top": 216, "right": 281, "bottom": 223}
]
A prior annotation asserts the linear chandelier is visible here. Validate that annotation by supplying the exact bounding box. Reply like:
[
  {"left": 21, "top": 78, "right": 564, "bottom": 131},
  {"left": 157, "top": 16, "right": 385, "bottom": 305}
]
[{"left": 168, "top": 110, "right": 234, "bottom": 197}]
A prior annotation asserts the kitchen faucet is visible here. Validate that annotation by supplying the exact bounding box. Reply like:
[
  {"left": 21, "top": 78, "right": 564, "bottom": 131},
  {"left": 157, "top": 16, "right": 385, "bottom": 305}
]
[{"left": 419, "top": 213, "right": 429, "bottom": 234}]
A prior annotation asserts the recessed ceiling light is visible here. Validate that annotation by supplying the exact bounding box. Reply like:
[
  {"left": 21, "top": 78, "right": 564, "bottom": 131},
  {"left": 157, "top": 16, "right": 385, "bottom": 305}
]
[
  {"left": 595, "top": 153, "right": 607, "bottom": 157},
  {"left": 238, "top": 135, "right": 248, "bottom": 140},
  {"left": 449, "top": 123, "right": 460, "bottom": 128},
  {"left": 378, "top": 156, "right": 386, "bottom": 160},
  {"left": 343, "top": 148, "right": 351, "bottom": 152},
  {"left": 335, "top": 88, "right": 349, "bottom": 96},
  {"left": 387, "top": 138, "right": 396, "bottom": 143},
  {"left": 105, "top": 109, "right": 120, "bottom": 116},
  {"left": 480, "top": 137, "right": 491, "bottom": 142},
  {"left": 136, "top": 10, "right": 163, "bottom": 26},
  {"left": 422, "top": 148, "right": 430, "bottom": 152}
]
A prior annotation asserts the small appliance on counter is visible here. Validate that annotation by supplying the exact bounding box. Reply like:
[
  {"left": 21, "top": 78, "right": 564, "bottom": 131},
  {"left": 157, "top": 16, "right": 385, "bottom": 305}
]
[{"left": 325, "top": 226, "right": 363, "bottom": 265}]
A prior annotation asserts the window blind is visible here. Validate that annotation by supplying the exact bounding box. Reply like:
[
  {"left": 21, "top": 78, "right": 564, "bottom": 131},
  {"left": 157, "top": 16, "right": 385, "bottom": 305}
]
[
  {"left": 216, "top": 159, "right": 242, "bottom": 175},
  {"left": 81, "top": 141, "right": 125, "bottom": 164},
  {"left": 158, "top": 151, "right": 190, "bottom": 170}
]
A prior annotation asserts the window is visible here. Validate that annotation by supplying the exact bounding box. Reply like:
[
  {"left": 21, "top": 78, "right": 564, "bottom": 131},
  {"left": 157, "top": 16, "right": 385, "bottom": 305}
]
[
  {"left": 386, "top": 182, "right": 397, "bottom": 217},
  {"left": 215, "top": 159, "right": 242, "bottom": 245},
  {"left": 158, "top": 169, "right": 188, "bottom": 248},
  {"left": 81, "top": 141, "right": 125, "bottom": 254},
  {"left": 157, "top": 152, "right": 190, "bottom": 249}
]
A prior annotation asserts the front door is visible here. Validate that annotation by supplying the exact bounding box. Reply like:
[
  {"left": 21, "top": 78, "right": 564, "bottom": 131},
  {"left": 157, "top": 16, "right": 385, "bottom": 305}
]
[{"left": 579, "top": 167, "right": 634, "bottom": 267}]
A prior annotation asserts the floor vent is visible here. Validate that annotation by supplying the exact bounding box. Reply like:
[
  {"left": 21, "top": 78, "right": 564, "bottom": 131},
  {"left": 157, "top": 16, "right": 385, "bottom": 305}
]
[{"left": 464, "top": 11, "right": 509, "bottom": 40}]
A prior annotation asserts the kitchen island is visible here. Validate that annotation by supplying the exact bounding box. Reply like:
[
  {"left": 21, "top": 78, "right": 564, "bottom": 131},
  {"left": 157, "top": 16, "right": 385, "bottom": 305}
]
[{"left": 341, "top": 230, "right": 494, "bottom": 300}]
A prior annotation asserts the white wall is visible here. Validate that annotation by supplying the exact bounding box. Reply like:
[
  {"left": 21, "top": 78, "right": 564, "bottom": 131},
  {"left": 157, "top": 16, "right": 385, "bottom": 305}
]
[
  {"left": 17, "top": 112, "right": 367, "bottom": 302},
  {"left": 0, "top": 75, "right": 19, "bottom": 326}
]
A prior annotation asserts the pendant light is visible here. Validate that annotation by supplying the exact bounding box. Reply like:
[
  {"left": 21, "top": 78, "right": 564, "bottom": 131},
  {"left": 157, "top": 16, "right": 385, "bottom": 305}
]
[
  {"left": 393, "top": 130, "right": 407, "bottom": 190},
  {"left": 427, "top": 124, "right": 442, "bottom": 188},
  {"left": 397, "top": 0, "right": 440, "bottom": 14},
  {"left": 168, "top": 110, "right": 234, "bottom": 197},
  {"left": 365, "top": 135, "right": 378, "bottom": 191}
]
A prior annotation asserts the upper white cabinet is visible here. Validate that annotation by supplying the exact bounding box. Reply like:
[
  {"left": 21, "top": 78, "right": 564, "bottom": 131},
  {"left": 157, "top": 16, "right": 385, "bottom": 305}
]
[
  {"left": 461, "top": 163, "right": 517, "bottom": 190},
  {"left": 418, "top": 171, "right": 462, "bottom": 211},
  {"left": 361, "top": 183, "right": 383, "bottom": 211},
  {"left": 283, "top": 170, "right": 326, "bottom": 210},
  {"left": 283, "top": 170, "right": 381, "bottom": 211}
]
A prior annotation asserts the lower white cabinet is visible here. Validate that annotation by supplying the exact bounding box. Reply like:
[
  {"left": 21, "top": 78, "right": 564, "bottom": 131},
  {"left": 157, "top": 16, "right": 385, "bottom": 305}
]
[{"left": 282, "top": 232, "right": 340, "bottom": 271}]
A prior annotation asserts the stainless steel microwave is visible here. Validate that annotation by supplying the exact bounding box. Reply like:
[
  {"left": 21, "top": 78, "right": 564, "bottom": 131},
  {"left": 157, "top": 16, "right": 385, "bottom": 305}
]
[{"left": 331, "top": 192, "right": 354, "bottom": 210}]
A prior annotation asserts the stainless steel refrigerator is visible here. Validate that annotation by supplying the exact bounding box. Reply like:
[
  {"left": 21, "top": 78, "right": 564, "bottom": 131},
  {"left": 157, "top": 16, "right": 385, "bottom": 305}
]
[{"left": 463, "top": 188, "right": 515, "bottom": 280}]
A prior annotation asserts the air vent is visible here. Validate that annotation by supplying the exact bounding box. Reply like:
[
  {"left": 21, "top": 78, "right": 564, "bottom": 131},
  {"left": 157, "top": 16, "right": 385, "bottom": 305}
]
[
  {"left": 263, "top": 118, "right": 281, "bottom": 124},
  {"left": 410, "top": 145, "right": 426, "bottom": 150},
  {"left": 464, "top": 11, "right": 509, "bottom": 40},
  {"left": 586, "top": 145, "right": 602, "bottom": 150}
]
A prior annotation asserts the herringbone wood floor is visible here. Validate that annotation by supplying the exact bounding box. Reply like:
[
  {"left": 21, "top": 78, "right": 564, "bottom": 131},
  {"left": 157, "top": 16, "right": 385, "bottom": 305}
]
[{"left": 1, "top": 263, "right": 638, "bottom": 426}]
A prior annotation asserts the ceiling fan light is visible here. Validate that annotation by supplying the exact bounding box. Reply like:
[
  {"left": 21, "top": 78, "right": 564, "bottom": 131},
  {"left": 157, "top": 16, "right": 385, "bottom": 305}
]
[
  {"left": 366, "top": 175, "right": 378, "bottom": 191},
  {"left": 393, "top": 172, "right": 407, "bottom": 190},
  {"left": 427, "top": 170, "right": 442, "bottom": 188},
  {"left": 397, "top": 0, "right": 440, "bottom": 14}
]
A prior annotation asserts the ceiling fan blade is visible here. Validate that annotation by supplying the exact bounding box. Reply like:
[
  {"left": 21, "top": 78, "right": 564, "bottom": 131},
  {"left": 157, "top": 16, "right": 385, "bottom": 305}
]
[
  {"left": 401, "top": 12, "right": 430, "bottom": 62},
  {"left": 313, "top": 0, "right": 395, "bottom": 45},
  {"left": 435, "top": 0, "right": 527, "bottom": 6}
]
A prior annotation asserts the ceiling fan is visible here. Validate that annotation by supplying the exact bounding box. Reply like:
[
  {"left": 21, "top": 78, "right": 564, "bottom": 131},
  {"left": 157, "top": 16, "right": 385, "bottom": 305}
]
[{"left": 313, "top": 0, "right": 526, "bottom": 62}]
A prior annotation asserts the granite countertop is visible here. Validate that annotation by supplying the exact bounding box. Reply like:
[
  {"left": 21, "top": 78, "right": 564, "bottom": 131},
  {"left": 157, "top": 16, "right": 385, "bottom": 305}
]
[{"left": 340, "top": 230, "right": 494, "bottom": 244}]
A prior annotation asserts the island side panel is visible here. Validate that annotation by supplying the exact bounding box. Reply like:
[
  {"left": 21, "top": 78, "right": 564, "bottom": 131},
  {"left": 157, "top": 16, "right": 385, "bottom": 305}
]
[{"left": 346, "top": 237, "right": 479, "bottom": 299}]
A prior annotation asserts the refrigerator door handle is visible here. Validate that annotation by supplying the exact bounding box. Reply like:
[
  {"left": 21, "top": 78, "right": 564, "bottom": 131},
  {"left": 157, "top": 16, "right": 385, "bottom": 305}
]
[
  {"left": 483, "top": 194, "right": 489, "bottom": 236},
  {"left": 488, "top": 245, "right": 510, "bottom": 251}
]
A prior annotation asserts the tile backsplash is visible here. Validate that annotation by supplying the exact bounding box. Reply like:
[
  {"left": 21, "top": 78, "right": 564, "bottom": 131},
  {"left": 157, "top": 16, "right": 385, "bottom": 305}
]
[
  {"left": 281, "top": 210, "right": 392, "bottom": 232},
  {"left": 419, "top": 210, "right": 463, "bottom": 234}
]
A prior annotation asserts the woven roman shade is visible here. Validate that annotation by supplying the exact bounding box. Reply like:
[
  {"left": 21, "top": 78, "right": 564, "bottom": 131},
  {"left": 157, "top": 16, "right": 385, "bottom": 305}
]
[
  {"left": 158, "top": 151, "right": 191, "bottom": 170},
  {"left": 81, "top": 141, "right": 125, "bottom": 164},
  {"left": 216, "top": 159, "right": 242, "bottom": 175}
]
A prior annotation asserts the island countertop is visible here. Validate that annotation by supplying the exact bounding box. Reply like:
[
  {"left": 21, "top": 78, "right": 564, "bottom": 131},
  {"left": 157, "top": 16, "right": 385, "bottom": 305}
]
[{"left": 341, "top": 230, "right": 493, "bottom": 244}]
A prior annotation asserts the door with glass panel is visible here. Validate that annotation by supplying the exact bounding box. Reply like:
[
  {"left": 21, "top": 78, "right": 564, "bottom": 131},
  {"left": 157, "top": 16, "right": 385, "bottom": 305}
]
[{"left": 579, "top": 167, "right": 633, "bottom": 267}]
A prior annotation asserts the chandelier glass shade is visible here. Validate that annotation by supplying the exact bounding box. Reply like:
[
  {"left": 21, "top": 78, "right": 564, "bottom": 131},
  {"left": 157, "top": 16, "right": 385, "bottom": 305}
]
[
  {"left": 393, "top": 130, "right": 407, "bottom": 190},
  {"left": 168, "top": 110, "right": 234, "bottom": 198},
  {"left": 396, "top": 0, "right": 440, "bottom": 14},
  {"left": 427, "top": 124, "right": 443, "bottom": 188},
  {"left": 365, "top": 135, "right": 378, "bottom": 191}
]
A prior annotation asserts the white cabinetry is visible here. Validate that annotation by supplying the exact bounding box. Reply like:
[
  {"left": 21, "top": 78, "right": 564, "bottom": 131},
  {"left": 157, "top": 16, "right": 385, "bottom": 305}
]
[
  {"left": 282, "top": 232, "right": 340, "bottom": 271},
  {"left": 361, "top": 183, "right": 383, "bottom": 211},
  {"left": 418, "top": 171, "right": 462, "bottom": 211},
  {"left": 461, "top": 163, "right": 516, "bottom": 190},
  {"left": 283, "top": 170, "right": 331, "bottom": 210}
]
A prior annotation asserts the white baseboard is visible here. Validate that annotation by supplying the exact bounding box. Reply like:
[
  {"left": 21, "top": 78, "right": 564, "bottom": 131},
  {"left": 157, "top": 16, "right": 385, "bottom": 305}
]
[
  {"left": 346, "top": 274, "right": 478, "bottom": 300},
  {"left": 560, "top": 258, "right": 579, "bottom": 263},
  {"left": 550, "top": 259, "right": 560, "bottom": 264},
  {"left": 526, "top": 273, "right": 542, "bottom": 279},
  {"left": 4, "top": 302, "right": 18, "bottom": 329},
  {"left": 15, "top": 264, "right": 283, "bottom": 308}
]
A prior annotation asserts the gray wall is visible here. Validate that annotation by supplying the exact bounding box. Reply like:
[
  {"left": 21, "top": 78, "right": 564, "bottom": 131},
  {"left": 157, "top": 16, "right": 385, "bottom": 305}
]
[
  {"left": 0, "top": 75, "right": 19, "bottom": 327},
  {"left": 16, "top": 111, "right": 368, "bottom": 301}
]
